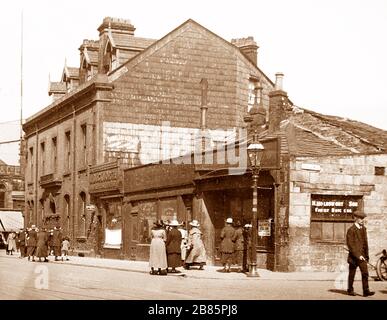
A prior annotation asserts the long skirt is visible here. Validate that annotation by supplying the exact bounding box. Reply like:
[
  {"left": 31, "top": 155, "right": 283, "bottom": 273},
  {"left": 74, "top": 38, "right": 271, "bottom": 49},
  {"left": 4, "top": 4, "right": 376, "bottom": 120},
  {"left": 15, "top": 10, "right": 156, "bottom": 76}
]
[
  {"left": 36, "top": 245, "right": 48, "bottom": 258},
  {"left": 233, "top": 250, "right": 243, "bottom": 266},
  {"left": 221, "top": 252, "right": 234, "bottom": 265},
  {"left": 53, "top": 246, "right": 61, "bottom": 257},
  {"left": 167, "top": 253, "right": 182, "bottom": 268},
  {"left": 149, "top": 238, "right": 167, "bottom": 269},
  {"left": 27, "top": 246, "right": 36, "bottom": 256},
  {"left": 20, "top": 245, "right": 26, "bottom": 258}
]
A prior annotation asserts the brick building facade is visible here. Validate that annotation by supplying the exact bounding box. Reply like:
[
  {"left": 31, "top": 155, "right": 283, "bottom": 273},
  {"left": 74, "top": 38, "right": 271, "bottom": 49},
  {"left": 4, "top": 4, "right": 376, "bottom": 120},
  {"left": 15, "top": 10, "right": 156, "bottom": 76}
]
[{"left": 23, "top": 17, "right": 274, "bottom": 256}]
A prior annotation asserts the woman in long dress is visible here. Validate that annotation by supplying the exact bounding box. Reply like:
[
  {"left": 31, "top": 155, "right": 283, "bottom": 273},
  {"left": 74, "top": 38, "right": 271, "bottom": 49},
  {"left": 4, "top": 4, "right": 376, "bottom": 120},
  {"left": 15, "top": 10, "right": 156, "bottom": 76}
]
[
  {"left": 149, "top": 220, "right": 168, "bottom": 275},
  {"left": 184, "top": 220, "right": 207, "bottom": 270},
  {"left": 7, "top": 232, "right": 17, "bottom": 255},
  {"left": 165, "top": 219, "right": 182, "bottom": 273},
  {"left": 220, "top": 217, "right": 236, "bottom": 272},
  {"left": 35, "top": 228, "right": 49, "bottom": 262}
]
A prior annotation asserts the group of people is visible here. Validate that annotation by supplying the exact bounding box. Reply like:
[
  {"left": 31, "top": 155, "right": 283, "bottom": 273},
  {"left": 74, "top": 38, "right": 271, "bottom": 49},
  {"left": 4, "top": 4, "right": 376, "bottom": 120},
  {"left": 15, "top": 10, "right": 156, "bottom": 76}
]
[
  {"left": 220, "top": 217, "right": 252, "bottom": 273},
  {"left": 149, "top": 219, "right": 207, "bottom": 275},
  {"left": 3, "top": 225, "right": 71, "bottom": 263}
]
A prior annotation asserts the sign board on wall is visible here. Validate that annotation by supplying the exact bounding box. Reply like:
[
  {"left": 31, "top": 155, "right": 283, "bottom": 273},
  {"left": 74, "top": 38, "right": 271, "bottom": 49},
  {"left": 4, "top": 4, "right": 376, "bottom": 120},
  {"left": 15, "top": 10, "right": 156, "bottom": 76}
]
[
  {"left": 311, "top": 194, "right": 362, "bottom": 221},
  {"left": 258, "top": 219, "right": 271, "bottom": 237}
]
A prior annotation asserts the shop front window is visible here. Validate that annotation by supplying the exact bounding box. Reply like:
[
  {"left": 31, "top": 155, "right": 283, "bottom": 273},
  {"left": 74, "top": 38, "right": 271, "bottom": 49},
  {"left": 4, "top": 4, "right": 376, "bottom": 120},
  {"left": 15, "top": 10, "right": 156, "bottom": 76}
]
[{"left": 137, "top": 201, "right": 157, "bottom": 244}]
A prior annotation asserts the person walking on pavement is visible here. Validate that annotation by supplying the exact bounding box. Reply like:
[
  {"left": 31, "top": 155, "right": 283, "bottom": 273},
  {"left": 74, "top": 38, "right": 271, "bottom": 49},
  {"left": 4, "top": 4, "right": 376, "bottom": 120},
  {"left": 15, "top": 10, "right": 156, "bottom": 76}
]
[
  {"left": 178, "top": 222, "right": 189, "bottom": 265},
  {"left": 149, "top": 220, "right": 168, "bottom": 275},
  {"left": 346, "top": 211, "right": 375, "bottom": 297},
  {"left": 61, "top": 237, "right": 70, "bottom": 261},
  {"left": 36, "top": 228, "right": 49, "bottom": 262},
  {"left": 47, "top": 229, "right": 54, "bottom": 256},
  {"left": 6, "top": 232, "right": 17, "bottom": 255},
  {"left": 220, "top": 217, "right": 235, "bottom": 272},
  {"left": 52, "top": 225, "right": 63, "bottom": 261},
  {"left": 26, "top": 225, "right": 37, "bottom": 261},
  {"left": 18, "top": 228, "right": 27, "bottom": 258},
  {"left": 184, "top": 220, "right": 206, "bottom": 270},
  {"left": 165, "top": 219, "right": 182, "bottom": 273},
  {"left": 232, "top": 220, "right": 244, "bottom": 272}
]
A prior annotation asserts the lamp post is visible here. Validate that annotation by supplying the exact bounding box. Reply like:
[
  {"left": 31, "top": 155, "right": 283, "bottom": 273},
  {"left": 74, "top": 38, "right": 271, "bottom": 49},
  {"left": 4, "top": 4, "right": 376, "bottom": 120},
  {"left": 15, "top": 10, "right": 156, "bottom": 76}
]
[{"left": 246, "top": 131, "right": 265, "bottom": 277}]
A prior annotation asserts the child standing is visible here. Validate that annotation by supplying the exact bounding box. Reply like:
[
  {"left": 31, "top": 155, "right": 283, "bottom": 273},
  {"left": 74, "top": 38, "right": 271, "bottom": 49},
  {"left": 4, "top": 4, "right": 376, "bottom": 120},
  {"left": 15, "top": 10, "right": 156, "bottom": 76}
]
[{"left": 61, "top": 237, "right": 70, "bottom": 261}]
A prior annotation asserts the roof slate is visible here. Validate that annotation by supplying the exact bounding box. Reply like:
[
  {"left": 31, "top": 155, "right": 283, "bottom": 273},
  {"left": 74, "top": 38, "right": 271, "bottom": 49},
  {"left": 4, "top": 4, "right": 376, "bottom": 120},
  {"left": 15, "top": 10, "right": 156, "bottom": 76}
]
[
  {"left": 110, "top": 33, "right": 155, "bottom": 49},
  {"left": 49, "top": 82, "right": 67, "bottom": 93},
  {"left": 260, "top": 106, "right": 387, "bottom": 157},
  {"left": 66, "top": 67, "right": 80, "bottom": 78}
]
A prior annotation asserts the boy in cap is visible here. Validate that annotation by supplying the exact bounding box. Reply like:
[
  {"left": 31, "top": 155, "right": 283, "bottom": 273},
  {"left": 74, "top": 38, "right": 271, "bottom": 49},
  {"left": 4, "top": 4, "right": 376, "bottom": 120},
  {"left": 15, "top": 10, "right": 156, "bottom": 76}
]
[{"left": 346, "top": 211, "right": 375, "bottom": 297}]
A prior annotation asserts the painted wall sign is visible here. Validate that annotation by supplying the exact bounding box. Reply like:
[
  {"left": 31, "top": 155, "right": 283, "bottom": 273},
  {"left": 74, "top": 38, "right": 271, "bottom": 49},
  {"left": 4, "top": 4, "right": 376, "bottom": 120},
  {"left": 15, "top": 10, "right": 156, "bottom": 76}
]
[{"left": 311, "top": 194, "right": 362, "bottom": 221}]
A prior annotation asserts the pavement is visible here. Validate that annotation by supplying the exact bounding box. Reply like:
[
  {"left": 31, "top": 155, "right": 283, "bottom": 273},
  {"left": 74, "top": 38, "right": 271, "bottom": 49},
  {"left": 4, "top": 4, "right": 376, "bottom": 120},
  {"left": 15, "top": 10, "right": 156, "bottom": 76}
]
[{"left": 0, "top": 249, "right": 376, "bottom": 282}]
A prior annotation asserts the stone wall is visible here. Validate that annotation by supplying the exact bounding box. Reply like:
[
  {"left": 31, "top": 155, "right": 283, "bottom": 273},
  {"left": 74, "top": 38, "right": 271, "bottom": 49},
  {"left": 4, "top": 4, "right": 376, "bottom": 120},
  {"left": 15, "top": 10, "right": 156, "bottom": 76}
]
[
  {"left": 287, "top": 154, "right": 387, "bottom": 272},
  {"left": 107, "top": 22, "right": 273, "bottom": 131}
]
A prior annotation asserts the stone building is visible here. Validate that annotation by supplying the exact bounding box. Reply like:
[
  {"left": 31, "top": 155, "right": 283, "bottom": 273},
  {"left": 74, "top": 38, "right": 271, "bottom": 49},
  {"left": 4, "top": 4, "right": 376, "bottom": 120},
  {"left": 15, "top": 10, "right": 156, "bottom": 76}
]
[
  {"left": 23, "top": 17, "right": 274, "bottom": 256},
  {"left": 112, "top": 79, "right": 387, "bottom": 271},
  {"left": 23, "top": 17, "right": 387, "bottom": 271}
]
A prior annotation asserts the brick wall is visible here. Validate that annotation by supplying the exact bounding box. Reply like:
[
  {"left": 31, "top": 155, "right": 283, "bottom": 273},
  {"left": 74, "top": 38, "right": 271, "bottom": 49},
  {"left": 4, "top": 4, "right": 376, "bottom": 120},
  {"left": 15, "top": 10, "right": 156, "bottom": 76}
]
[{"left": 287, "top": 154, "right": 387, "bottom": 271}]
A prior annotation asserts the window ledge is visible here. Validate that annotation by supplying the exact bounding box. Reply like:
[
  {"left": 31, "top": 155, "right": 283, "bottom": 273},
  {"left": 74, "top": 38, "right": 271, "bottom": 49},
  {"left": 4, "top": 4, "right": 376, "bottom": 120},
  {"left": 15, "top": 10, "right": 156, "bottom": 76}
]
[
  {"left": 311, "top": 240, "right": 345, "bottom": 245},
  {"left": 103, "top": 244, "right": 121, "bottom": 249}
]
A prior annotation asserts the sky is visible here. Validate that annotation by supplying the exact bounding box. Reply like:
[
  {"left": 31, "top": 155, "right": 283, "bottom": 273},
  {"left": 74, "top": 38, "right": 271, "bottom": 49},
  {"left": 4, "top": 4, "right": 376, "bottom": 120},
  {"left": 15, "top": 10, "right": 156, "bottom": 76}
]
[{"left": 1, "top": 0, "right": 387, "bottom": 165}]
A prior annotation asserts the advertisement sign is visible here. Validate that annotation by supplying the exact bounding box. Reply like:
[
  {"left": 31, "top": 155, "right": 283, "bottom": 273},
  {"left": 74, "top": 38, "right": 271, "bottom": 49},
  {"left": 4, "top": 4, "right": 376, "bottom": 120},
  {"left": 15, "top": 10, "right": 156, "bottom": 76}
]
[{"left": 258, "top": 219, "right": 271, "bottom": 237}]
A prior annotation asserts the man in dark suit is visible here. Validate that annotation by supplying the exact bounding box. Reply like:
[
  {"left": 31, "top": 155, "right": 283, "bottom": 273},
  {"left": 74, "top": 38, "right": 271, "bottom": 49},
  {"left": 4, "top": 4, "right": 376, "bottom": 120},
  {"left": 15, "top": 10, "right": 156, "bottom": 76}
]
[
  {"left": 346, "top": 211, "right": 375, "bottom": 297},
  {"left": 18, "top": 229, "right": 26, "bottom": 258}
]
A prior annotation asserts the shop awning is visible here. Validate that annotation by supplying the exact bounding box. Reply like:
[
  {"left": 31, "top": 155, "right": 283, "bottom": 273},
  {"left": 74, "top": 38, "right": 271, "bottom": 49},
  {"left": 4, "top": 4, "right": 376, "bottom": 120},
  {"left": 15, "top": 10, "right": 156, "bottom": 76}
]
[{"left": 0, "top": 211, "right": 24, "bottom": 232}]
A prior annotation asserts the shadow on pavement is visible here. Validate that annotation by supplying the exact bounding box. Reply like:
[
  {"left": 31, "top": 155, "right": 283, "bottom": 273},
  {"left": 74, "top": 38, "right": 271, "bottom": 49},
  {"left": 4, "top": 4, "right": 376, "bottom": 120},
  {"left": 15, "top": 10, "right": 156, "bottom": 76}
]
[
  {"left": 379, "top": 290, "right": 387, "bottom": 294},
  {"left": 328, "top": 289, "right": 360, "bottom": 297}
]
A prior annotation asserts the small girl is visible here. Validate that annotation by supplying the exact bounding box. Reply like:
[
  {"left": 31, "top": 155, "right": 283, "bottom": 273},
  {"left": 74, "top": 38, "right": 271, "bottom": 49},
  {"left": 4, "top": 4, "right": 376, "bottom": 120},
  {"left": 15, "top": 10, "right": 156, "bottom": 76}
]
[{"left": 61, "top": 237, "right": 70, "bottom": 261}]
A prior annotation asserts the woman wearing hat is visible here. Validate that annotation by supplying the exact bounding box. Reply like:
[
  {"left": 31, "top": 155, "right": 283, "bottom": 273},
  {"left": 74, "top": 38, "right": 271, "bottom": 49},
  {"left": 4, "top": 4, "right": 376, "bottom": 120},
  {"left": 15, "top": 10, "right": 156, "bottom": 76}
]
[
  {"left": 36, "top": 227, "right": 49, "bottom": 262},
  {"left": 26, "top": 225, "right": 37, "bottom": 262},
  {"left": 165, "top": 219, "right": 182, "bottom": 273},
  {"left": 149, "top": 220, "right": 168, "bottom": 275},
  {"left": 184, "top": 220, "right": 206, "bottom": 270},
  {"left": 220, "top": 218, "right": 236, "bottom": 272}
]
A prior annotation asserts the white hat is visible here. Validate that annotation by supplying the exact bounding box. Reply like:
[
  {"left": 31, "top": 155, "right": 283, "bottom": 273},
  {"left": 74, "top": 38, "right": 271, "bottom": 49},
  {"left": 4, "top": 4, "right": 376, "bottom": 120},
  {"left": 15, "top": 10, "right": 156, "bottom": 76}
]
[
  {"left": 189, "top": 220, "right": 200, "bottom": 227},
  {"left": 226, "top": 218, "right": 233, "bottom": 224},
  {"left": 169, "top": 219, "right": 181, "bottom": 227},
  {"left": 31, "top": 225, "right": 36, "bottom": 229},
  {"left": 244, "top": 223, "right": 252, "bottom": 228}
]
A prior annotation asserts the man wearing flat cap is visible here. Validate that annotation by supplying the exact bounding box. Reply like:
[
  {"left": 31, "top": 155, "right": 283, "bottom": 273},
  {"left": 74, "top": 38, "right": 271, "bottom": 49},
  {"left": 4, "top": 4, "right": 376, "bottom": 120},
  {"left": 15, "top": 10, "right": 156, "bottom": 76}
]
[{"left": 346, "top": 211, "right": 375, "bottom": 297}]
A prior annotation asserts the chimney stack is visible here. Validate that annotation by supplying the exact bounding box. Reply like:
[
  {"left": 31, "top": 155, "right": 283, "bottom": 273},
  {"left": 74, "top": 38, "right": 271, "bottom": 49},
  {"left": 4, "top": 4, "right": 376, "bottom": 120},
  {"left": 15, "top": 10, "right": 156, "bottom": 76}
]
[
  {"left": 275, "top": 72, "right": 284, "bottom": 90},
  {"left": 268, "top": 72, "right": 288, "bottom": 133},
  {"left": 231, "top": 37, "right": 259, "bottom": 66}
]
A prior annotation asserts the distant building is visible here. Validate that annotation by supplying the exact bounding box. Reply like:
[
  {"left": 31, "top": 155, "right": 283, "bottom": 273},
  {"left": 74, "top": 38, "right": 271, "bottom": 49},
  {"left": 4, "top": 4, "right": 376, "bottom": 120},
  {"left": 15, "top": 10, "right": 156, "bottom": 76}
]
[{"left": 0, "top": 159, "right": 24, "bottom": 211}]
